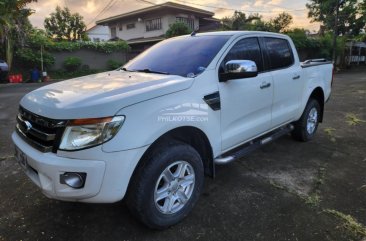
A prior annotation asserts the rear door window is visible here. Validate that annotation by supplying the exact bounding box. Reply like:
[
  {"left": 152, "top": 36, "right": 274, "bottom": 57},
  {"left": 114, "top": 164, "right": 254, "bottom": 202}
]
[{"left": 263, "top": 37, "right": 294, "bottom": 70}]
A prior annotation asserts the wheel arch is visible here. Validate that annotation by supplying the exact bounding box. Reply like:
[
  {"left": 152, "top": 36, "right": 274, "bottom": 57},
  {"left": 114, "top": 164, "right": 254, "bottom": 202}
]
[
  {"left": 308, "top": 87, "right": 325, "bottom": 122},
  {"left": 131, "top": 126, "right": 215, "bottom": 184}
]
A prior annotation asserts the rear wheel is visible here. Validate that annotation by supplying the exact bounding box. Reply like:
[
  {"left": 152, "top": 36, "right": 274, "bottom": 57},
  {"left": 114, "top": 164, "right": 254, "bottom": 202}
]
[
  {"left": 292, "top": 99, "right": 321, "bottom": 142},
  {"left": 126, "top": 141, "right": 204, "bottom": 229}
]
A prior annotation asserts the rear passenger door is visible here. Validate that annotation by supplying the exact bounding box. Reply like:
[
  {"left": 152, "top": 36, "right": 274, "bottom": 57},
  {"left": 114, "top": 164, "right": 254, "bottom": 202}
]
[{"left": 262, "top": 37, "right": 303, "bottom": 128}]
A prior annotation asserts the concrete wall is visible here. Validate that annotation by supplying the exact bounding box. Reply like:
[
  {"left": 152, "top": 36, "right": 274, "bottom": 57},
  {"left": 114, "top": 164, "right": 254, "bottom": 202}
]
[{"left": 50, "top": 49, "right": 127, "bottom": 70}]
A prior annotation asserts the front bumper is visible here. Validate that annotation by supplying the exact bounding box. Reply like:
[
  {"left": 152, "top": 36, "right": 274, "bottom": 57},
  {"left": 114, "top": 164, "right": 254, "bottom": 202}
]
[{"left": 12, "top": 132, "right": 148, "bottom": 203}]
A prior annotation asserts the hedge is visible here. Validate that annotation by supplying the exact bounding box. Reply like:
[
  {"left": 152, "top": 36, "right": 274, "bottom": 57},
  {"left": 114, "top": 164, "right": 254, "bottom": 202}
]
[{"left": 45, "top": 40, "right": 130, "bottom": 53}]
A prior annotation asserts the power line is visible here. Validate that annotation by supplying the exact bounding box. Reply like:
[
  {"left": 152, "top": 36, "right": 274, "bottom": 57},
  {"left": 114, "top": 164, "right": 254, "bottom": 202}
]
[
  {"left": 105, "top": 0, "right": 123, "bottom": 13},
  {"left": 86, "top": 0, "right": 118, "bottom": 27},
  {"left": 172, "top": 0, "right": 307, "bottom": 13},
  {"left": 136, "top": 0, "right": 157, "bottom": 5}
]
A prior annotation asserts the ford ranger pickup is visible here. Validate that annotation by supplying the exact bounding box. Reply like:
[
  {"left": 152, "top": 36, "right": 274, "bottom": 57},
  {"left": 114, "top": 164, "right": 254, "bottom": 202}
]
[{"left": 12, "top": 31, "right": 333, "bottom": 229}]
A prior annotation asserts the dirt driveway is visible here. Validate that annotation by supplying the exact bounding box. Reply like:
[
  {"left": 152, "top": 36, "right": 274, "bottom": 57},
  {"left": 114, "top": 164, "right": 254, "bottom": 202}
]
[{"left": 0, "top": 67, "right": 365, "bottom": 241}]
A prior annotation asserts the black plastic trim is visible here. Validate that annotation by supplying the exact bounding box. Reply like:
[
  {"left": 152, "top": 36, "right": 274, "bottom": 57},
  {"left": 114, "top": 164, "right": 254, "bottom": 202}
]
[{"left": 203, "top": 91, "right": 221, "bottom": 111}]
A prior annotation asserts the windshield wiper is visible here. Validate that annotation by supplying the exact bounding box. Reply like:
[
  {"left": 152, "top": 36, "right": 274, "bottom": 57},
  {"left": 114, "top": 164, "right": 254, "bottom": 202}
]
[
  {"left": 133, "top": 68, "right": 170, "bottom": 75},
  {"left": 121, "top": 67, "right": 132, "bottom": 72}
]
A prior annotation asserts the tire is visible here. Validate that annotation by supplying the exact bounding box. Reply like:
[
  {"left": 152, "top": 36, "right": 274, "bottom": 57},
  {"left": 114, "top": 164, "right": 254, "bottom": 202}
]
[
  {"left": 292, "top": 99, "right": 321, "bottom": 142},
  {"left": 126, "top": 141, "right": 204, "bottom": 229}
]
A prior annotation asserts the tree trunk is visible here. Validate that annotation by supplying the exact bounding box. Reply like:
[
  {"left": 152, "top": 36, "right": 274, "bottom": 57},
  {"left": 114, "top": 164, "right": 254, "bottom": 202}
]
[{"left": 5, "top": 36, "right": 14, "bottom": 72}]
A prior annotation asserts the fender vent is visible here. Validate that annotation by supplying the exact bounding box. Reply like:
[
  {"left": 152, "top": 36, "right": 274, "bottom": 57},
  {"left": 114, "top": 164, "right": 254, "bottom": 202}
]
[{"left": 203, "top": 91, "right": 221, "bottom": 111}]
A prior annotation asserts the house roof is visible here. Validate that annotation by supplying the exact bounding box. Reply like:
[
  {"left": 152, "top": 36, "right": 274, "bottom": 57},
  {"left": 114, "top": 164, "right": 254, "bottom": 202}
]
[{"left": 96, "top": 1, "right": 214, "bottom": 25}]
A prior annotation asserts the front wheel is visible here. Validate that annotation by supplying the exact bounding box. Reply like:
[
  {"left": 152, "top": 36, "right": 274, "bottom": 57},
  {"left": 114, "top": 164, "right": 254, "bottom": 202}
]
[
  {"left": 126, "top": 141, "right": 204, "bottom": 229},
  {"left": 292, "top": 99, "right": 321, "bottom": 142}
]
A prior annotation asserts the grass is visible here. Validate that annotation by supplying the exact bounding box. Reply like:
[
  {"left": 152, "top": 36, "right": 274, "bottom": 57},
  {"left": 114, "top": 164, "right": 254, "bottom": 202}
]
[
  {"left": 345, "top": 113, "right": 366, "bottom": 126},
  {"left": 303, "top": 165, "right": 327, "bottom": 207},
  {"left": 323, "top": 127, "right": 337, "bottom": 142},
  {"left": 304, "top": 193, "right": 321, "bottom": 207},
  {"left": 325, "top": 209, "right": 366, "bottom": 238},
  {"left": 359, "top": 185, "right": 366, "bottom": 191},
  {"left": 269, "top": 180, "right": 286, "bottom": 190},
  {"left": 0, "top": 155, "right": 14, "bottom": 161}
]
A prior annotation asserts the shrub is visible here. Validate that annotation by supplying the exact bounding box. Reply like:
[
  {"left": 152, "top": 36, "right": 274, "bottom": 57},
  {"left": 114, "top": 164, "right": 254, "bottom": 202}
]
[
  {"left": 63, "top": 57, "right": 82, "bottom": 71},
  {"left": 106, "top": 59, "right": 123, "bottom": 70},
  {"left": 15, "top": 48, "right": 55, "bottom": 69},
  {"left": 165, "top": 22, "right": 191, "bottom": 38},
  {"left": 81, "top": 64, "right": 90, "bottom": 71}
]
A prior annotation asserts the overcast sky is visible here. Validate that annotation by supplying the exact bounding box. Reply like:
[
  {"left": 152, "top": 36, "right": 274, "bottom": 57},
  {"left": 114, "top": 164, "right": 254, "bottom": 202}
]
[{"left": 28, "top": 0, "right": 320, "bottom": 31}]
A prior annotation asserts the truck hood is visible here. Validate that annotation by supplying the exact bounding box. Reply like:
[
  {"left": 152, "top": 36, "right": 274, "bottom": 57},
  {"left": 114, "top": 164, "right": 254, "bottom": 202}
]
[{"left": 20, "top": 71, "right": 193, "bottom": 119}]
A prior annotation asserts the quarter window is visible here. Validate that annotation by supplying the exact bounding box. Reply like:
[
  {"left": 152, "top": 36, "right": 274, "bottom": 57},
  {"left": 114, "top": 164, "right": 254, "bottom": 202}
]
[
  {"left": 222, "top": 37, "right": 263, "bottom": 72},
  {"left": 264, "top": 37, "right": 294, "bottom": 70},
  {"left": 146, "top": 18, "right": 162, "bottom": 31}
]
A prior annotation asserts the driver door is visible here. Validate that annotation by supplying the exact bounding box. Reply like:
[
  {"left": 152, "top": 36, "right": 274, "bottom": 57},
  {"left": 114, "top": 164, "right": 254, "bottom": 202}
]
[{"left": 218, "top": 37, "right": 273, "bottom": 152}]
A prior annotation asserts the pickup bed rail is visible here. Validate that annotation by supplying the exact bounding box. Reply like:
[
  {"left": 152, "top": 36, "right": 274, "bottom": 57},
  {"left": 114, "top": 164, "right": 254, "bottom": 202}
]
[{"left": 301, "top": 59, "right": 333, "bottom": 68}]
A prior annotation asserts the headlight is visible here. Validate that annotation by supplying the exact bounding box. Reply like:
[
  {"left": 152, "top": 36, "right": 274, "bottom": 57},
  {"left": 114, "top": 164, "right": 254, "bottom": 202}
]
[{"left": 59, "top": 116, "right": 125, "bottom": 151}]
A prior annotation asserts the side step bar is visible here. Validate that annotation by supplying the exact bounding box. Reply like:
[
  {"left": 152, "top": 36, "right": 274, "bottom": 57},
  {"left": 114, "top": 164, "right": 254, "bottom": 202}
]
[{"left": 214, "top": 124, "right": 294, "bottom": 165}]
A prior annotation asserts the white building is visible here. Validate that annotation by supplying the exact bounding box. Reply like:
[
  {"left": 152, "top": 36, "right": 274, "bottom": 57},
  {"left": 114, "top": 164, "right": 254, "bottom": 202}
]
[
  {"left": 96, "top": 2, "right": 219, "bottom": 50},
  {"left": 86, "top": 25, "right": 110, "bottom": 42}
]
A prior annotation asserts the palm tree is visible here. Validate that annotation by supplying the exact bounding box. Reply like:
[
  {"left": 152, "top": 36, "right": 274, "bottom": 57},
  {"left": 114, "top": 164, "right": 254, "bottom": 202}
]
[{"left": 0, "top": 0, "right": 37, "bottom": 70}]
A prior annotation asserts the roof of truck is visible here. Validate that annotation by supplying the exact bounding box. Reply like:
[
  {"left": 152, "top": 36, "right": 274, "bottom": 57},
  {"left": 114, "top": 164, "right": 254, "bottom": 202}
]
[{"left": 194, "top": 31, "right": 288, "bottom": 38}]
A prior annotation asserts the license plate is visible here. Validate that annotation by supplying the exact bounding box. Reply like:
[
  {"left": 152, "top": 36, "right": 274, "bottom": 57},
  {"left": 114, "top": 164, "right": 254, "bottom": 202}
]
[{"left": 14, "top": 146, "right": 28, "bottom": 169}]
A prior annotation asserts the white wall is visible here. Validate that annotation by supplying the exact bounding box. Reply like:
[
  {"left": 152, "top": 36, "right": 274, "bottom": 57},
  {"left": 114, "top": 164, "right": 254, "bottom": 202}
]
[
  {"left": 110, "top": 13, "right": 199, "bottom": 41},
  {"left": 87, "top": 25, "right": 110, "bottom": 42}
]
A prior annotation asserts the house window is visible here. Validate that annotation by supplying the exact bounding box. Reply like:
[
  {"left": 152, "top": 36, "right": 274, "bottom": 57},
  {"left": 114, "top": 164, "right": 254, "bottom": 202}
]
[
  {"left": 93, "top": 37, "right": 101, "bottom": 42},
  {"left": 119, "top": 24, "right": 123, "bottom": 31},
  {"left": 126, "top": 23, "right": 135, "bottom": 30},
  {"left": 110, "top": 27, "right": 117, "bottom": 38},
  {"left": 176, "top": 17, "right": 195, "bottom": 30},
  {"left": 146, "top": 18, "right": 162, "bottom": 31}
]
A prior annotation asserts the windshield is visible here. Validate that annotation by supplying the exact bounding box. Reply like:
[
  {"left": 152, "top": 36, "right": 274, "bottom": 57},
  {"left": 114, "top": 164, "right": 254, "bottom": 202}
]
[{"left": 124, "top": 35, "right": 231, "bottom": 77}]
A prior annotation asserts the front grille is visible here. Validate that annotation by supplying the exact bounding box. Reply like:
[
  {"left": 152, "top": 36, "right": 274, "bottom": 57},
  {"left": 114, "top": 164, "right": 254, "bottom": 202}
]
[{"left": 16, "top": 106, "right": 67, "bottom": 153}]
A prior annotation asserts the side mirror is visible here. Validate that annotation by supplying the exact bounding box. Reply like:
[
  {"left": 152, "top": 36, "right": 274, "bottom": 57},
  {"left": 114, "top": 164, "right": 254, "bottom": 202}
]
[{"left": 219, "top": 60, "right": 258, "bottom": 82}]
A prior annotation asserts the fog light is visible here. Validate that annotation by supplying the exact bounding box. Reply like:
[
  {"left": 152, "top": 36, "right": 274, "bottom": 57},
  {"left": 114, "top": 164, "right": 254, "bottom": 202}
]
[{"left": 60, "top": 172, "right": 86, "bottom": 189}]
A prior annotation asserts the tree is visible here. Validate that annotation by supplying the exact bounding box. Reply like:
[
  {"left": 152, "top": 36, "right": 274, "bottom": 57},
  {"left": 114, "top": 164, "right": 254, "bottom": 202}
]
[
  {"left": 221, "top": 11, "right": 292, "bottom": 33},
  {"left": 221, "top": 11, "right": 260, "bottom": 30},
  {"left": 358, "top": 0, "right": 366, "bottom": 33},
  {"left": 270, "top": 12, "right": 293, "bottom": 33},
  {"left": 44, "top": 6, "right": 87, "bottom": 41},
  {"left": 0, "top": 0, "right": 37, "bottom": 70},
  {"left": 165, "top": 22, "right": 191, "bottom": 38},
  {"left": 306, "top": 0, "right": 365, "bottom": 36},
  {"left": 15, "top": 28, "right": 54, "bottom": 70}
]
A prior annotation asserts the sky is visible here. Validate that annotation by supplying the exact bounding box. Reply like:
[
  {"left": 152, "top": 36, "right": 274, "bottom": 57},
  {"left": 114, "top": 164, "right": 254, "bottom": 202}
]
[{"left": 28, "top": 0, "right": 320, "bottom": 32}]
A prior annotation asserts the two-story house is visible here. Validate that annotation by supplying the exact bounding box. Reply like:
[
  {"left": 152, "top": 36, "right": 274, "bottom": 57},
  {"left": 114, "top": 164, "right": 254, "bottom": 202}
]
[{"left": 96, "top": 2, "right": 220, "bottom": 51}]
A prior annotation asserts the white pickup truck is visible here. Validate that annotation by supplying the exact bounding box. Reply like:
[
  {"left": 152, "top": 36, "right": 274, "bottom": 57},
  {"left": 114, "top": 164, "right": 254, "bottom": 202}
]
[{"left": 12, "top": 31, "right": 333, "bottom": 229}]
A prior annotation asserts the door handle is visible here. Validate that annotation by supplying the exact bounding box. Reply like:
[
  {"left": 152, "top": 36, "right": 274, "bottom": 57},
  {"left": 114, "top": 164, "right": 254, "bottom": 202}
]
[
  {"left": 260, "top": 82, "right": 271, "bottom": 89},
  {"left": 293, "top": 75, "right": 301, "bottom": 80}
]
